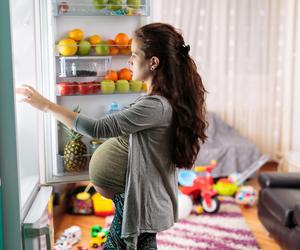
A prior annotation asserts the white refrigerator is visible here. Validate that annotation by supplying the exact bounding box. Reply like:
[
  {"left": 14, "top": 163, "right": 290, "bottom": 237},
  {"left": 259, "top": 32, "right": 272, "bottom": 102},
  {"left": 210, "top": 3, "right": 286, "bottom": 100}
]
[{"left": 0, "top": 0, "right": 150, "bottom": 249}]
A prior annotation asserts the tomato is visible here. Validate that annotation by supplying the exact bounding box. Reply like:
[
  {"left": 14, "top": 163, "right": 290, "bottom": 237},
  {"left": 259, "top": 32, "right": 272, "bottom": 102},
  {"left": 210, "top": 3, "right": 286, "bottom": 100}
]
[{"left": 57, "top": 82, "right": 78, "bottom": 96}]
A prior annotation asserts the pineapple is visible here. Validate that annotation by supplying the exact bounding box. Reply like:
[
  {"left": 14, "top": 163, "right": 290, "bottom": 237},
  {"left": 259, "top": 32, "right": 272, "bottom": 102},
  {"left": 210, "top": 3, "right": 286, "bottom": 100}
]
[{"left": 62, "top": 106, "right": 88, "bottom": 172}]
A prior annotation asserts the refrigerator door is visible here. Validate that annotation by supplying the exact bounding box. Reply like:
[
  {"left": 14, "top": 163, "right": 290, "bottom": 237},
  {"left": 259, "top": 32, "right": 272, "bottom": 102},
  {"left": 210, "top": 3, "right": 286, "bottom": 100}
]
[
  {"left": 9, "top": 0, "right": 43, "bottom": 207},
  {"left": 22, "top": 186, "right": 54, "bottom": 250}
]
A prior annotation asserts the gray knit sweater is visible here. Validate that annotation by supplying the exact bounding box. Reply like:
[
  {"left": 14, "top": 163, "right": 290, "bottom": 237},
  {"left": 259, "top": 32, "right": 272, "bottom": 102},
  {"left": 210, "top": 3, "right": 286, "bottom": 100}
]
[{"left": 73, "top": 95, "right": 178, "bottom": 249}]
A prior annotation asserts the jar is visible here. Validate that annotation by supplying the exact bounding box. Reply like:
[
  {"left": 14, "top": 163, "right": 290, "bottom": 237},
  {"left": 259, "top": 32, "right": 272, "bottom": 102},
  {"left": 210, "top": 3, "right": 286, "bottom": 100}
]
[{"left": 89, "top": 139, "right": 105, "bottom": 154}]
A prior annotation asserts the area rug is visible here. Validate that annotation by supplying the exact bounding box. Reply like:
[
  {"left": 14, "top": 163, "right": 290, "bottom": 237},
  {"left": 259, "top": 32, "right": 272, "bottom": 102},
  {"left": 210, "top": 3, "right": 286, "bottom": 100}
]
[{"left": 105, "top": 196, "right": 261, "bottom": 250}]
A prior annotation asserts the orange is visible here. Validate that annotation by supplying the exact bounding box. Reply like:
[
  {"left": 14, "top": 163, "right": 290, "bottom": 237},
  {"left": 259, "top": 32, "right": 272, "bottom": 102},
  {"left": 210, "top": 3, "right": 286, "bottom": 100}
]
[
  {"left": 127, "top": 38, "right": 132, "bottom": 49},
  {"left": 118, "top": 68, "right": 132, "bottom": 81},
  {"left": 104, "top": 70, "right": 118, "bottom": 81},
  {"left": 107, "top": 39, "right": 119, "bottom": 55},
  {"left": 119, "top": 48, "right": 131, "bottom": 55},
  {"left": 68, "top": 29, "right": 84, "bottom": 42},
  {"left": 57, "top": 38, "right": 78, "bottom": 56},
  {"left": 115, "top": 33, "right": 130, "bottom": 49},
  {"left": 89, "top": 34, "right": 102, "bottom": 45}
]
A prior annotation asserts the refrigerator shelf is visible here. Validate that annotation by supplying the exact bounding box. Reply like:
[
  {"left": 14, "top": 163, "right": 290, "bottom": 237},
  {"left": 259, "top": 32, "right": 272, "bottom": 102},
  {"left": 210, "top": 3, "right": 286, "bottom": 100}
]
[
  {"left": 56, "top": 153, "right": 91, "bottom": 176},
  {"left": 56, "top": 81, "right": 145, "bottom": 96},
  {"left": 56, "top": 44, "right": 132, "bottom": 57},
  {"left": 53, "top": 0, "right": 150, "bottom": 17}
]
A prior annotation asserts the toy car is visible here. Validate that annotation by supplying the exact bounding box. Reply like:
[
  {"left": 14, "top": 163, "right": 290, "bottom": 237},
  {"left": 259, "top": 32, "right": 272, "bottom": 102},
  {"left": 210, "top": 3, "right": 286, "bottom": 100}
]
[
  {"left": 89, "top": 225, "right": 109, "bottom": 248},
  {"left": 54, "top": 225, "right": 81, "bottom": 250}
]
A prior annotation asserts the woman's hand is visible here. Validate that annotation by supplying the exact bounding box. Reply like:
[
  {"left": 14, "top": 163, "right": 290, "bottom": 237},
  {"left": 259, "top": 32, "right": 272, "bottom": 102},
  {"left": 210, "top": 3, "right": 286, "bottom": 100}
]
[
  {"left": 16, "top": 84, "right": 77, "bottom": 128},
  {"left": 15, "top": 84, "right": 52, "bottom": 112}
]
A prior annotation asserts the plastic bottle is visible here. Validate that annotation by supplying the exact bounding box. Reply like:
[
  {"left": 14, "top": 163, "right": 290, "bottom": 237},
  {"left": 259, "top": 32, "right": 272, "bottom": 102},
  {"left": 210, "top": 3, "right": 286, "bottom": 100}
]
[{"left": 106, "top": 102, "right": 120, "bottom": 115}]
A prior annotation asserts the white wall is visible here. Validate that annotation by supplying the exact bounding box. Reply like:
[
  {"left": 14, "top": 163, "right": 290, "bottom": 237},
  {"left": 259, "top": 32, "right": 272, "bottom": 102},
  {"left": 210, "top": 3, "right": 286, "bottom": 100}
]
[{"left": 291, "top": 1, "right": 300, "bottom": 150}]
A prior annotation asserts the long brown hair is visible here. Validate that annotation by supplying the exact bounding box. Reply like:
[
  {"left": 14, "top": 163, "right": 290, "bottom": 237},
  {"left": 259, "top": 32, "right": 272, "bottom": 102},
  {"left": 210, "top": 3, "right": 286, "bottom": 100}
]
[{"left": 134, "top": 23, "right": 208, "bottom": 169}]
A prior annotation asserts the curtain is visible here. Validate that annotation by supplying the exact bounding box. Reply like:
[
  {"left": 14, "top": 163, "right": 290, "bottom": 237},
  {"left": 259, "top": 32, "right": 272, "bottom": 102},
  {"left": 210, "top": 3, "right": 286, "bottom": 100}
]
[{"left": 149, "top": 0, "right": 299, "bottom": 159}]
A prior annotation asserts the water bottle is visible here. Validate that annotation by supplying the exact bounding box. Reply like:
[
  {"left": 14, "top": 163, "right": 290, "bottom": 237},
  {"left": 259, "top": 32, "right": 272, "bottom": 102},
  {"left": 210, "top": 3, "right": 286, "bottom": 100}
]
[{"left": 106, "top": 102, "right": 120, "bottom": 115}]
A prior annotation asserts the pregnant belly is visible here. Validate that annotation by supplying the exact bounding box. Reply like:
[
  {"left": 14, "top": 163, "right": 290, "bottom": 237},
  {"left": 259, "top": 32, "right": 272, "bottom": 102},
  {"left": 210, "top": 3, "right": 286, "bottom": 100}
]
[{"left": 89, "top": 136, "right": 128, "bottom": 194}]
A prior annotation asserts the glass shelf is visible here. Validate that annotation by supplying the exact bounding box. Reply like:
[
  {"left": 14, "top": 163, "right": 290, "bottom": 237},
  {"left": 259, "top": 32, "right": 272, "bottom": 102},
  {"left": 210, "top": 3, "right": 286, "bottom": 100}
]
[
  {"left": 56, "top": 44, "right": 131, "bottom": 57},
  {"left": 56, "top": 81, "right": 145, "bottom": 96},
  {"left": 57, "top": 56, "right": 111, "bottom": 78},
  {"left": 56, "top": 153, "right": 91, "bottom": 175},
  {"left": 53, "top": 0, "right": 150, "bottom": 17}
]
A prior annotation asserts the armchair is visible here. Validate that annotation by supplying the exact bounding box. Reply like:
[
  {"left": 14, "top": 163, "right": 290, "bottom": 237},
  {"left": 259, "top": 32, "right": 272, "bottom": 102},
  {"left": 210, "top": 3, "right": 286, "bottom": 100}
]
[{"left": 258, "top": 172, "right": 300, "bottom": 250}]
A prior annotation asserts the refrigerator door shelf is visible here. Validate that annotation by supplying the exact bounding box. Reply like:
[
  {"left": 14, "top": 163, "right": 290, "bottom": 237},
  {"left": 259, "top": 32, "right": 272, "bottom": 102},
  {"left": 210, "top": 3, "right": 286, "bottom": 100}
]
[
  {"left": 22, "top": 186, "right": 54, "bottom": 250},
  {"left": 53, "top": 0, "right": 150, "bottom": 17}
]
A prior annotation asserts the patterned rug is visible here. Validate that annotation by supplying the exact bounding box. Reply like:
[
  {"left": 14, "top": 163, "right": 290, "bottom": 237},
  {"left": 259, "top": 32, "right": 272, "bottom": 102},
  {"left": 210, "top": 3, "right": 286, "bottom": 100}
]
[{"left": 105, "top": 196, "right": 261, "bottom": 250}]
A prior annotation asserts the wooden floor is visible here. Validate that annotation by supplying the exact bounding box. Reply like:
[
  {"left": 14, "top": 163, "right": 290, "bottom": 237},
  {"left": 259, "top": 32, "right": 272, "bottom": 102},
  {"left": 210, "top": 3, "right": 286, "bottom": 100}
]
[{"left": 54, "top": 163, "right": 282, "bottom": 250}]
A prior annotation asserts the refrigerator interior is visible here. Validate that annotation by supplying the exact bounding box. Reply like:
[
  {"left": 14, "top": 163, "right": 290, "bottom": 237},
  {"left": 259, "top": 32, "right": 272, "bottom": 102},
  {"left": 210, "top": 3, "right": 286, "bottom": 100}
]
[
  {"left": 43, "top": 0, "right": 150, "bottom": 184},
  {"left": 48, "top": 1, "right": 151, "bottom": 247}
]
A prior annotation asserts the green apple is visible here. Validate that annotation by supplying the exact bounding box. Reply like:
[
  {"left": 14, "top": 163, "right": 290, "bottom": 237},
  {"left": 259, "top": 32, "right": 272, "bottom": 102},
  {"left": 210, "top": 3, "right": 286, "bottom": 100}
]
[
  {"left": 101, "top": 80, "right": 115, "bottom": 94},
  {"left": 95, "top": 42, "right": 110, "bottom": 56},
  {"left": 93, "top": 0, "right": 108, "bottom": 9},
  {"left": 77, "top": 40, "right": 91, "bottom": 56},
  {"left": 116, "top": 80, "right": 129, "bottom": 93},
  {"left": 129, "top": 80, "right": 142, "bottom": 92},
  {"left": 127, "top": 0, "right": 141, "bottom": 9},
  {"left": 108, "top": 0, "right": 122, "bottom": 11}
]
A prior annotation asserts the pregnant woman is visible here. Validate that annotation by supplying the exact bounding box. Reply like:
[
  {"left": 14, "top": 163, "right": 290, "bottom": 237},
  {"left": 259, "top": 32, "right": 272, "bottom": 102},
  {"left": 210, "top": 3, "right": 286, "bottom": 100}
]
[{"left": 16, "top": 22, "right": 207, "bottom": 249}]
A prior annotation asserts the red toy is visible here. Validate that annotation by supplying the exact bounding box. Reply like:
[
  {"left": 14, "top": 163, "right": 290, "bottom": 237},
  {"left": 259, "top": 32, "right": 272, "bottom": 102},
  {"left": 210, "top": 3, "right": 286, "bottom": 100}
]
[{"left": 179, "top": 160, "right": 220, "bottom": 213}]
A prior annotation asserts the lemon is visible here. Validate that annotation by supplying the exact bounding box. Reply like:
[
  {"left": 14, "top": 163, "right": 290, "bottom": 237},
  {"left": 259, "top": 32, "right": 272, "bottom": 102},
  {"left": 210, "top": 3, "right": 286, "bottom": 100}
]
[
  {"left": 68, "top": 29, "right": 84, "bottom": 42},
  {"left": 58, "top": 38, "right": 78, "bottom": 56}
]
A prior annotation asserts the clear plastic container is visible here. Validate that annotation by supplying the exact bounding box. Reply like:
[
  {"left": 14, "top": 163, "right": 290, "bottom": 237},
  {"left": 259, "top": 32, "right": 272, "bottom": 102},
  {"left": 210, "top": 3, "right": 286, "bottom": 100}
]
[
  {"left": 57, "top": 56, "right": 111, "bottom": 78},
  {"left": 53, "top": 0, "right": 150, "bottom": 16}
]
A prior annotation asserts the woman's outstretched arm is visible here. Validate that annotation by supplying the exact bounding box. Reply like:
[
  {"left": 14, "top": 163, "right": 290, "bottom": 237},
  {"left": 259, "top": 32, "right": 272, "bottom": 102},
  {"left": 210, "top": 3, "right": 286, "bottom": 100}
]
[{"left": 15, "top": 84, "right": 77, "bottom": 128}]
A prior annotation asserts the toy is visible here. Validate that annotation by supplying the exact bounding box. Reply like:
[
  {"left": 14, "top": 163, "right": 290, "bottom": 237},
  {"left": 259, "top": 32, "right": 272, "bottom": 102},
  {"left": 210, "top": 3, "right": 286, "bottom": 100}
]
[
  {"left": 89, "top": 225, "right": 109, "bottom": 248},
  {"left": 232, "top": 155, "right": 269, "bottom": 186},
  {"left": 235, "top": 185, "right": 257, "bottom": 207},
  {"left": 71, "top": 186, "right": 94, "bottom": 215},
  {"left": 54, "top": 226, "right": 81, "bottom": 250},
  {"left": 196, "top": 205, "right": 203, "bottom": 214},
  {"left": 213, "top": 178, "right": 238, "bottom": 196},
  {"left": 91, "top": 192, "right": 115, "bottom": 216},
  {"left": 178, "top": 191, "right": 193, "bottom": 219},
  {"left": 179, "top": 160, "right": 220, "bottom": 213},
  {"left": 76, "top": 183, "right": 93, "bottom": 200}
]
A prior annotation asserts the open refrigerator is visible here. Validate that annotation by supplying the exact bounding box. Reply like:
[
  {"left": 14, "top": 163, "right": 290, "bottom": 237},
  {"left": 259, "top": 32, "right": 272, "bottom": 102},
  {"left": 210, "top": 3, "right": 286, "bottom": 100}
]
[{"left": 4, "top": 0, "right": 151, "bottom": 249}]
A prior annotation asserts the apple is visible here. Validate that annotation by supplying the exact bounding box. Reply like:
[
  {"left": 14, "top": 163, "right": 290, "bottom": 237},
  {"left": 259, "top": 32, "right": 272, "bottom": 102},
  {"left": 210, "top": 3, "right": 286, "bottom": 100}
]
[
  {"left": 89, "top": 81, "right": 100, "bottom": 94},
  {"left": 58, "top": 2, "right": 69, "bottom": 13},
  {"left": 116, "top": 80, "right": 129, "bottom": 93},
  {"left": 78, "top": 82, "right": 93, "bottom": 95},
  {"left": 95, "top": 42, "right": 110, "bottom": 56},
  {"left": 101, "top": 80, "right": 115, "bottom": 94},
  {"left": 93, "top": 0, "right": 108, "bottom": 9},
  {"left": 108, "top": 0, "right": 122, "bottom": 11},
  {"left": 57, "top": 82, "right": 77, "bottom": 96},
  {"left": 77, "top": 40, "right": 91, "bottom": 56},
  {"left": 127, "top": 0, "right": 141, "bottom": 9},
  {"left": 129, "top": 80, "right": 142, "bottom": 92}
]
